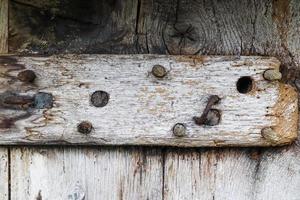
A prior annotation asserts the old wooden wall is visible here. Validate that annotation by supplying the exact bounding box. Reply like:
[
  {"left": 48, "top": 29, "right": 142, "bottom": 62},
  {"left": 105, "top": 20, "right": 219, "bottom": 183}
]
[{"left": 1, "top": 0, "right": 300, "bottom": 199}]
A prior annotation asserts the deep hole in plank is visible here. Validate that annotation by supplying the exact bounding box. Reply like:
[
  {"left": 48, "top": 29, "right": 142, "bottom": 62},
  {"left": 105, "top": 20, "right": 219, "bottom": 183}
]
[{"left": 236, "top": 76, "right": 253, "bottom": 94}]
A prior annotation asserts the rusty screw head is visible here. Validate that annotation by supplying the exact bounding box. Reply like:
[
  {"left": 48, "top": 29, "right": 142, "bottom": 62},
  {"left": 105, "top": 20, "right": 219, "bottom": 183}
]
[
  {"left": 77, "top": 121, "right": 93, "bottom": 134},
  {"left": 17, "top": 70, "right": 36, "bottom": 83},
  {"left": 152, "top": 65, "right": 167, "bottom": 78},
  {"left": 173, "top": 123, "right": 187, "bottom": 137},
  {"left": 90, "top": 91, "right": 109, "bottom": 107}
]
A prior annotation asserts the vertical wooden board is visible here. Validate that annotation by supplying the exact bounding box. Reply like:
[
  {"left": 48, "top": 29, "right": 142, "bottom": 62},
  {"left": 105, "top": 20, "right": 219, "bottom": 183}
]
[
  {"left": 252, "top": 147, "right": 300, "bottom": 200},
  {"left": 0, "top": 148, "right": 8, "bottom": 200},
  {"left": 0, "top": 0, "right": 8, "bottom": 53},
  {"left": 10, "top": 147, "right": 163, "bottom": 200},
  {"left": 163, "top": 150, "right": 218, "bottom": 200}
]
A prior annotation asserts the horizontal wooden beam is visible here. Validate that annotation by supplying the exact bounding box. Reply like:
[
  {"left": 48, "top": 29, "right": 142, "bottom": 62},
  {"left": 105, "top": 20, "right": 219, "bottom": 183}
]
[{"left": 0, "top": 55, "right": 298, "bottom": 147}]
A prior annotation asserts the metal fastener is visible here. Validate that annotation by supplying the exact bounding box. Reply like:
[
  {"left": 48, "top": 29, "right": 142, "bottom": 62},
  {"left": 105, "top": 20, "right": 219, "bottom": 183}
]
[
  {"left": 17, "top": 70, "right": 36, "bottom": 83},
  {"left": 261, "top": 127, "right": 280, "bottom": 143},
  {"left": 193, "top": 95, "right": 221, "bottom": 126},
  {"left": 263, "top": 69, "right": 282, "bottom": 81},
  {"left": 151, "top": 65, "right": 167, "bottom": 78},
  {"left": 90, "top": 91, "right": 109, "bottom": 107},
  {"left": 77, "top": 121, "right": 93, "bottom": 134},
  {"left": 173, "top": 123, "right": 187, "bottom": 137}
]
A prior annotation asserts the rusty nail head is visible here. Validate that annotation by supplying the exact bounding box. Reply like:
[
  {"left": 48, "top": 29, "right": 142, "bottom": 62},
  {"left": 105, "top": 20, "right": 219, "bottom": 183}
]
[
  {"left": 173, "top": 123, "right": 187, "bottom": 137},
  {"left": 204, "top": 109, "right": 221, "bottom": 126},
  {"left": 77, "top": 121, "right": 93, "bottom": 134},
  {"left": 152, "top": 65, "right": 167, "bottom": 78},
  {"left": 17, "top": 70, "right": 36, "bottom": 83},
  {"left": 193, "top": 95, "right": 221, "bottom": 126},
  {"left": 90, "top": 91, "right": 109, "bottom": 107}
]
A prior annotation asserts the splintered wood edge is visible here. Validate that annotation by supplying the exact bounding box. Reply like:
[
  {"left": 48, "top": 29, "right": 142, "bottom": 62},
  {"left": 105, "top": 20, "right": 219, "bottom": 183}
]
[{"left": 267, "top": 84, "right": 298, "bottom": 146}]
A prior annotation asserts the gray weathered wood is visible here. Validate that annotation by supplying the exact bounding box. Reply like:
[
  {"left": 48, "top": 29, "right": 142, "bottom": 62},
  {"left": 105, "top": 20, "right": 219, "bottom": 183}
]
[
  {"left": 0, "top": 55, "right": 297, "bottom": 147},
  {"left": 163, "top": 147, "right": 300, "bottom": 200},
  {"left": 6, "top": 0, "right": 300, "bottom": 199},
  {"left": 0, "top": 0, "right": 8, "bottom": 53},
  {"left": 0, "top": 148, "right": 8, "bottom": 200},
  {"left": 0, "top": 1, "right": 10, "bottom": 199},
  {"left": 10, "top": 147, "right": 162, "bottom": 200}
]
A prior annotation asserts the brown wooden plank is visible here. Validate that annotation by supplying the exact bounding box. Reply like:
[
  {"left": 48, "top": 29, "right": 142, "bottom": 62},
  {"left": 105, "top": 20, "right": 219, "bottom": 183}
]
[{"left": 0, "top": 0, "right": 8, "bottom": 53}]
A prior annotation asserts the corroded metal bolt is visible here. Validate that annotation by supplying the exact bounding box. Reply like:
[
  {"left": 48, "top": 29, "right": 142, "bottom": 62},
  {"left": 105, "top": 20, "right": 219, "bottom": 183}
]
[
  {"left": 17, "top": 70, "right": 36, "bottom": 83},
  {"left": 193, "top": 95, "right": 221, "bottom": 126},
  {"left": 205, "top": 109, "right": 221, "bottom": 126},
  {"left": 261, "top": 127, "right": 280, "bottom": 143},
  {"left": 151, "top": 65, "right": 167, "bottom": 78},
  {"left": 172, "top": 123, "right": 187, "bottom": 137},
  {"left": 90, "top": 91, "right": 109, "bottom": 107},
  {"left": 263, "top": 69, "right": 282, "bottom": 81},
  {"left": 77, "top": 121, "right": 93, "bottom": 134}
]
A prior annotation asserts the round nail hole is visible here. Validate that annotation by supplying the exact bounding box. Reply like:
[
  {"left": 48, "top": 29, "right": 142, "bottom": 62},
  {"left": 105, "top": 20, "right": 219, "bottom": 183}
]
[{"left": 236, "top": 76, "right": 253, "bottom": 94}]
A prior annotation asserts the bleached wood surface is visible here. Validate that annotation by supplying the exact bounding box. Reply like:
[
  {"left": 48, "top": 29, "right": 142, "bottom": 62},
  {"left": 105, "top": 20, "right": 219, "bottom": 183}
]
[
  {"left": 0, "top": 55, "right": 297, "bottom": 146},
  {"left": 0, "top": 1, "right": 9, "bottom": 199},
  {"left": 6, "top": 0, "right": 300, "bottom": 199},
  {"left": 10, "top": 147, "right": 163, "bottom": 200},
  {"left": 0, "top": 148, "right": 8, "bottom": 200}
]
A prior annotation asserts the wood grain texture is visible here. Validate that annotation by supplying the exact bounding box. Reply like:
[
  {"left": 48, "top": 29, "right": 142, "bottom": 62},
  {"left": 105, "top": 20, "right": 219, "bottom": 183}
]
[
  {"left": 0, "top": 1, "right": 9, "bottom": 199},
  {"left": 0, "top": 148, "right": 8, "bottom": 200},
  {"left": 0, "top": 55, "right": 297, "bottom": 146},
  {"left": 0, "top": 0, "right": 8, "bottom": 53},
  {"left": 10, "top": 147, "right": 163, "bottom": 200},
  {"left": 163, "top": 147, "right": 300, "bottom": 200},
  {"left": 6, "top": 0, "right": 300, "bottom": 199}
]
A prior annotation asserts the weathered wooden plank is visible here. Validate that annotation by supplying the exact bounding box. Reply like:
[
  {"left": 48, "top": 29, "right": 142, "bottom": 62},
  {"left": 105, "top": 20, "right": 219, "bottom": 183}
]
[
  {"left": 6, "top": 0, "right": 300, "bottom": 199},
  {"left": 10, "top": 147, "right": 163, "bottom": 200},
  {"left": 0, "top": 55, "right": 297, "bottom": 146},
  {"left": 0, "top": 0, "right": 8, "bottom": 53},
  {"left": 0, "top": 148, "right": 8, "bottom": 200},
  {"left": 163, "top": 148, "right": 300, "bottom": 200}
]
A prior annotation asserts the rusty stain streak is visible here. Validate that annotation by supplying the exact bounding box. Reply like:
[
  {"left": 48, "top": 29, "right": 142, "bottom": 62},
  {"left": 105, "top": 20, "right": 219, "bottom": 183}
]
[
  {"left": 272, "top": 0, "right": 290, "bottom": 42},
  {"left": 0, "top": 112, "right": 31, "bottom": 129},
  {"left": 0, "top": 92, "right": 34, "bottom": 110}
]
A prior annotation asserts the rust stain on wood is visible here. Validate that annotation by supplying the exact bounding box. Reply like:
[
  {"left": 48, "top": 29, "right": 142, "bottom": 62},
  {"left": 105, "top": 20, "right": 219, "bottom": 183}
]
[{"left": 268, "top": 83, "right": 298, "bottom": 145}]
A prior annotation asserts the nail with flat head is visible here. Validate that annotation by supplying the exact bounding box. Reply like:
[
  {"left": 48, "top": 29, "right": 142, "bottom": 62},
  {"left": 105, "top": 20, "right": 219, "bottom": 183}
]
[
  {"left": 77, "top": 121, "right": 93, "bottom": 134},
  {"left": 261, "top": 127, "right": 280, "bottom": 143},
  {"left": 173, "top": 123, "right": 187, "bottom": 137},
  {"left": 263, "top": 69, "right": 282, "bottom": 81},
  {"left": 90, "top": 91, "right": 109, "bottom": 107},
  {"left": 17, "top": 70, "right": 36, "bottom": 83},
  {"left": 152, "top": 65, "right": 167, "bottom": 78}
]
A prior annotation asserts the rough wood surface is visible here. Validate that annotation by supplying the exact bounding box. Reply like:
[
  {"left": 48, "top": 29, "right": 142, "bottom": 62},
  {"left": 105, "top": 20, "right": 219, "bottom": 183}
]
[
  {"left": 0, "top": 0, "right": 9, "bottom": 199},
  {"left": 0, "top": 55, "right": 297, "bottom": 147},
  {"left": 0, "top": 0, "right": 8, "bottom": 53},
  {"left": 10, "top": 147, "right": 163, "bottom": 200},
  {"left": 6, "top": 0, "right": 300, "bottom": 199},
  {"left": 0, "top": 148, "right": 8, "bottom": 200}
]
